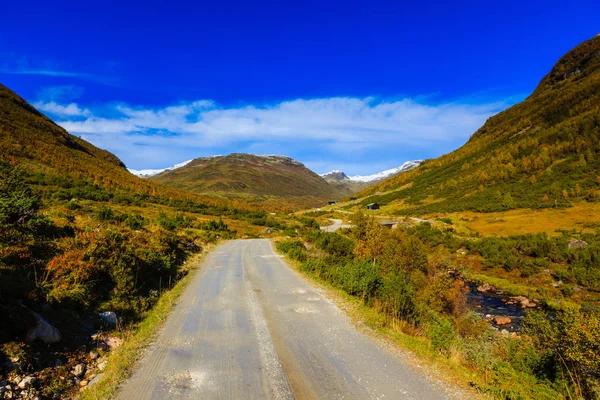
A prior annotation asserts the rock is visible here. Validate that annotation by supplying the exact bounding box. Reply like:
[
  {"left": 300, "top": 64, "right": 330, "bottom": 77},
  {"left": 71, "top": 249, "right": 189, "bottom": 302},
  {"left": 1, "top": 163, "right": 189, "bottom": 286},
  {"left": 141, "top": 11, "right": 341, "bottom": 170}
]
[
  {"left": 476, "top": 283, "right": 494, "bottom": 293},
  {"left": 261, "top": 228, "right": 273, "bottom": 234},
  {"left": 99, "top": 311, "right": 118, "bottom": 325},
  {"left": 79, "top": 380, "right": 89, "bottom": 387},
  {"left": 568, "top": 239, "right": 588, "bottom": 249},
  {"left": 73, "top": 364, "right": 86, "bottom": 377},
  {"left": 105, "top": 336, "right": 124, "bottom": 350},
  {"left": 18, "top": 376, "right": 35, "bottom": 389},
  {"left": 509, "top": 296, "right": 532, "bottom": 308},
  {"left": 492, "top": 315, "right": 512, "bottom": 325},
  {"left": 87, "top": 373, "right": 104, "bottom": 388},
  {"left": 25, "top": 312, "right": 61, "bottom": 344},
  {"left": 96, "top": 357, "right": 108, "bottom": 372},
  {"left": 96, "top": 341, "right": 110, "bottom": 351},
  {"left": 89, "top": 350, "right": 99, "bottom": 360}
]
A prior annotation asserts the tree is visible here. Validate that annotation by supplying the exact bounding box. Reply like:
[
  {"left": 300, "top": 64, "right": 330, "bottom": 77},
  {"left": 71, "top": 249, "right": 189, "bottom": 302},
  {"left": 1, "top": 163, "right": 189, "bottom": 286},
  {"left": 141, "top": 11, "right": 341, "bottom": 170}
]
[{"left": 0, "top": 162, "right": 53, "bottom": 250}]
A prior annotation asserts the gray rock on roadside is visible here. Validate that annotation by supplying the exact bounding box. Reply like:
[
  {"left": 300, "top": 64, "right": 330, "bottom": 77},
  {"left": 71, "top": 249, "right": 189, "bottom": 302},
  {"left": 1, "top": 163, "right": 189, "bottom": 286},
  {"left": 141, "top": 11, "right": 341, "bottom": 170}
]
[
  {"left": 89, "top": 350, "right": 99, "bottom": 360},
  {"left": 73, "top": 363, "right": 86, "bottom": 377},
  {"left": 87, "top": 373, "right": 104, "bottom": 388},
  {"left": 26, "top": 312, "right": 61, "bottom": 344},
  {"left": 99, "top": 311, "right": 118, "bottom": 325}
]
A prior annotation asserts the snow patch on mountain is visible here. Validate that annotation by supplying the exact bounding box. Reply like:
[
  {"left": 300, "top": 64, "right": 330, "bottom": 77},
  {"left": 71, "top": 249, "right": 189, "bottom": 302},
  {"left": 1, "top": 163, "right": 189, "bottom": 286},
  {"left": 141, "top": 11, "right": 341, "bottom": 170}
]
[
  {"left": 129, "top": 159, "right": 194, "bottom": 177},
  {"left": 321, "top": 160, "right": 422, "bottom": 182}
]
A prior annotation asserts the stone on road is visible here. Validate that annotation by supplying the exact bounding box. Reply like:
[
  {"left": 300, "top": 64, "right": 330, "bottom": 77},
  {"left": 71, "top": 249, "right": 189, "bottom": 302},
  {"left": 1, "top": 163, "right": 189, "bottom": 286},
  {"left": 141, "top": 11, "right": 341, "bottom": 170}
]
[{"left": 117, "top": 239, "right": 463, "bottom": 400}]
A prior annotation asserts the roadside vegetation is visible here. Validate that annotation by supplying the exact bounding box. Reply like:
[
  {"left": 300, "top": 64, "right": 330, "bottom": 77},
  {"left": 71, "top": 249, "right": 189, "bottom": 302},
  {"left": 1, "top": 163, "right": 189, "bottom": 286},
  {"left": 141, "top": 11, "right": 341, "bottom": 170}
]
[
  {"left": 0, "top": 161, "right": 268, "bottom": 398},
  {"left": 276, "top": 212, "right": 600, "bottom": 399}
]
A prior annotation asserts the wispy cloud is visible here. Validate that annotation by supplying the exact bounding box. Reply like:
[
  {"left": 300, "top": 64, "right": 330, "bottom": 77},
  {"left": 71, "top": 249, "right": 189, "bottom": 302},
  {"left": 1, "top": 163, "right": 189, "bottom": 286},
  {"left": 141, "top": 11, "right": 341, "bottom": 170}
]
[
  {"left": 0, "top": 68, "right": 91, "bottom": 78},
  {"left": 37, "top": 85, "right": 85, "bottom": 102},
  {"left": 35, "top": 96, "right": 515, "bottom": 174}
]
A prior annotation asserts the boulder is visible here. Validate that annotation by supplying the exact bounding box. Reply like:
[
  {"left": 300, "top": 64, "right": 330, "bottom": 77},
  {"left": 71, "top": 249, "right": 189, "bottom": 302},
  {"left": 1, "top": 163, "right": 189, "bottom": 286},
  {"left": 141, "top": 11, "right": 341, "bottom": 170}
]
[
  {"left": 99, "top": 311, "right": 118, "bottom": 325},
  {"left": 25, "top": 312, "right": 61, "bottom": 344},
  {"left": 17, "top": 376, "right": 35, "bottom": 389},
  {"left": 568, "top": 239, "right": 588, "bottom": 249},
  {"left": 105, "top": 336, "right": 124, "bottom": 350},
  {"left": 96, "top": 357, "right": 108, "bottom": 372},
  {"left": 476, "top": 283, "right": 494, "bottom": 293},
  {"left": 73, "top": 363, "right": 86, "bottom": 377},
  {"left": 509, "top": 296, "right": 533, "bottom": 308},
  {"left": 492, "top": 316, "right": 512, "bottom": 325}
]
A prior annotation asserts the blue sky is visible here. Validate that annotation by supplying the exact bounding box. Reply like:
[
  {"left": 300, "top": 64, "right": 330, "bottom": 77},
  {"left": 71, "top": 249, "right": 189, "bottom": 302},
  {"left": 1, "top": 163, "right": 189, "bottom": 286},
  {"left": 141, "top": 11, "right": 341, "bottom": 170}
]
[{"left": 1, "top": 1, "right": 599, "bottom": 174}]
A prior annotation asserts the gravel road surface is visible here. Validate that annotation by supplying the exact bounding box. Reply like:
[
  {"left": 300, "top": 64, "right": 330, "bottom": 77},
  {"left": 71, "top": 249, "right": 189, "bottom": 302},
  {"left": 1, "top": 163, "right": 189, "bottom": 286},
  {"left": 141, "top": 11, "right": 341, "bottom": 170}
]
[
  {"left": 117, "top": 239, "right": 464, "bottom": 400},
  {"left": 320, "top": 219, "right": 352, "bottom": 232}
]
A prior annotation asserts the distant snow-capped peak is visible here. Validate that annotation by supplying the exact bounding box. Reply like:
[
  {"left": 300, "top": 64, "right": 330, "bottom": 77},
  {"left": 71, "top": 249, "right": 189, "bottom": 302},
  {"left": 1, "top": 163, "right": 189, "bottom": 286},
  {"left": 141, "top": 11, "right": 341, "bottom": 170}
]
[
  {"left": 321, "top": 160, "right": 422, "bottom": 182},
  {"left": 128, "top": 159, "right": 193, "bottom": 178}
]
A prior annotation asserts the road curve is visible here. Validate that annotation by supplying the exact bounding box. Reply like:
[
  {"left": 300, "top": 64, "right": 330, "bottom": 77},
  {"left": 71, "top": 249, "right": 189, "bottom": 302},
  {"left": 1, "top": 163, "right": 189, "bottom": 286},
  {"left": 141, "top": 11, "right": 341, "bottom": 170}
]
[
  {"left": 320, "top": 218, "right": 352, "bottom": 232},
  {"left": 117, "top": 239, "right": 462, "bottom": 400}
]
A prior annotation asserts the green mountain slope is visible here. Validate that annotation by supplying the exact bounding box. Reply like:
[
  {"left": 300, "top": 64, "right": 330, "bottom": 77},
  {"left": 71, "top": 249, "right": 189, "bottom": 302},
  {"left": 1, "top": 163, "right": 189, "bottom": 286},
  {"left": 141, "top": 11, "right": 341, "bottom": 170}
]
[
  {"left": 353, "top": 35, "right": 600, "bottom": 214},
  {"left": 150, "top": 153, "right": 342, "bottom": 207}
]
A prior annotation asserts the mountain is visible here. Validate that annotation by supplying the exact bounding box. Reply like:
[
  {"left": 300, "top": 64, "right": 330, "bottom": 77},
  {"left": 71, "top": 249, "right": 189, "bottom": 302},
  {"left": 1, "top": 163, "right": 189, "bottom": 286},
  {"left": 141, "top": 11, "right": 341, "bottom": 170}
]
[
  {"left": 149, "top": 153, "right": 343, "bottom": 207},
  {"left": 346, "top": 160, "right": 423, "bottom": 182},
  {"left": 321, "top": 161, "right": 422, "bottom": 195},
  {"left": 351, "top": 35, "right": 600, "bottom": 214},
  {"left": 129, "top": 159, "right": 194, "bottom": 177},
  {"left": 0, "top": 83, "right": 202, "bottom": 203}
]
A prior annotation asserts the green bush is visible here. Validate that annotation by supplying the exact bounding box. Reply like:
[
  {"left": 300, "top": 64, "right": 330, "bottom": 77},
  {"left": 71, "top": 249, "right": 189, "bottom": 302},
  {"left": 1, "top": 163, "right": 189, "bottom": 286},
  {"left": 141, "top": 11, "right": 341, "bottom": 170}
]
[{"left": 336, "top": 260, "right": 382, "bottom": 301}]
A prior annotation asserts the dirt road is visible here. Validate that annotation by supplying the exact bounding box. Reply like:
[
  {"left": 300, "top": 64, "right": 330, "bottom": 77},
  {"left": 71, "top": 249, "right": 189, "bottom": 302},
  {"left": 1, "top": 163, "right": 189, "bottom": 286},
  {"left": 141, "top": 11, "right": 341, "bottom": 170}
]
[
  {"left": 320, "top": 218, "right": 351, "bottom": 232},
  {"left": 117, "top": 239, "right": 463, "bottom": 399}
]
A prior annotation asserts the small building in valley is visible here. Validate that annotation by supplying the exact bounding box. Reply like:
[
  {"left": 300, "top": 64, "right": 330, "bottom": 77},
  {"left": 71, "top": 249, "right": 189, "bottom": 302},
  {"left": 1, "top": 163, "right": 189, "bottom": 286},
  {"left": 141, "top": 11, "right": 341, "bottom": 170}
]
[{"left": 366, "top": 203, "right": 380, "bottom": 210}]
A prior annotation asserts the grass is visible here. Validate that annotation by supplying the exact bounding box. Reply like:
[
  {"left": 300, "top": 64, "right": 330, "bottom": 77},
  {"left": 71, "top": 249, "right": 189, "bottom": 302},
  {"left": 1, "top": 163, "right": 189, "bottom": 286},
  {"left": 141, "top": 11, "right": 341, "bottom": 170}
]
[{"left": 78, "top": 249, "right": 212, "bottom": 400}]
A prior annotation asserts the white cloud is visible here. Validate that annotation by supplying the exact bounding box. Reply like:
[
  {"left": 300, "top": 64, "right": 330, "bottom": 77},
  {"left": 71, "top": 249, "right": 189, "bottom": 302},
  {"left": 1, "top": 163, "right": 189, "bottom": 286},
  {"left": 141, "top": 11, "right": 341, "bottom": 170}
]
[
  {"left": 34, "top": 101, "right": 92, "bottom": 117},
  {"left": 37, "top": 96, "right": 514, "bottom": 174}
]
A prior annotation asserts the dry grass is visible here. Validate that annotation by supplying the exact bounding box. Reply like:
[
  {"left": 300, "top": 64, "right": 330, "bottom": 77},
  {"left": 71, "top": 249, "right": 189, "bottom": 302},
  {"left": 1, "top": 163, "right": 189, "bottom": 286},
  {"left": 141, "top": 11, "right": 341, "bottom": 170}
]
[{"left": 440, "top": 203, "right": 600, "bottom": 237}]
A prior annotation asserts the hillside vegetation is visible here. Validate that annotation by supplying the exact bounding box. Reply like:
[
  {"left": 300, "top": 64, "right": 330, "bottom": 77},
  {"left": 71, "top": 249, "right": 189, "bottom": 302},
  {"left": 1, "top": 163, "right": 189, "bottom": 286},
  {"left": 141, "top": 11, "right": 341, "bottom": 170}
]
[
  {"left": 278, "top": 212, "right": 600, "bottom": 399},
  {"left": 150, "top": 153, "right": 342, "bottom": 208},
  {"left": 353, "top": 35, "right": 600, "bottom": 215}
]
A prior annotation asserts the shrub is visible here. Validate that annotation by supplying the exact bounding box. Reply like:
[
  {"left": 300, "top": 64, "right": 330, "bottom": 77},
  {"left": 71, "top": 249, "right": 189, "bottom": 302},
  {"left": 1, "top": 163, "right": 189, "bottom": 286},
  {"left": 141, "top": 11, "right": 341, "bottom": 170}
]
[
  {"left": 94, "top": 205, "right": 115, "bottom": 221},
  {"left": 336, "top": 260, "right": 382, "bottom": 301},
  {"left": 157, "top": 212, "right": 193, "bottom": 230}
]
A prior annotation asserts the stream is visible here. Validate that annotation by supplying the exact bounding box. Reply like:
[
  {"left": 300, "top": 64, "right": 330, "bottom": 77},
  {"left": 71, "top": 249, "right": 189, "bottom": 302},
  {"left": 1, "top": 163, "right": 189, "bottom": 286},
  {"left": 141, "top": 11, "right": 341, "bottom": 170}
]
[{"left": 465, "top": 282, "right": 528, "bottom": 332}]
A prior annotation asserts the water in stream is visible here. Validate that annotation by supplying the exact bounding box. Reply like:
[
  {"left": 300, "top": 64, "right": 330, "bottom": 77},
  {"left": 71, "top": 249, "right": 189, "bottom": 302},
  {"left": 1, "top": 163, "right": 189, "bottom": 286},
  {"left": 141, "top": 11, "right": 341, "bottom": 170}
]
[{"left": 465, "top": 282, "right": 527, "bottom": 332}]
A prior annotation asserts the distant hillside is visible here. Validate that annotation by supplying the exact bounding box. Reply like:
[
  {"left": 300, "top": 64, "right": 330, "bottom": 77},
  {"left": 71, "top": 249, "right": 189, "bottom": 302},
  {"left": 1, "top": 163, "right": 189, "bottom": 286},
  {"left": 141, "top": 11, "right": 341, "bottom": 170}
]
[
  {"left": 352, "top": 35, "right": 600, "bottom": 214},
  {"left": 150, "top": 153, "right": 343, "bottom": 207},
  {"left": 321, "top": 161, "right": 422, "bottom": 195},
  {"left": 0, "top": 83, "right": 206, "bottom": 203}
]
